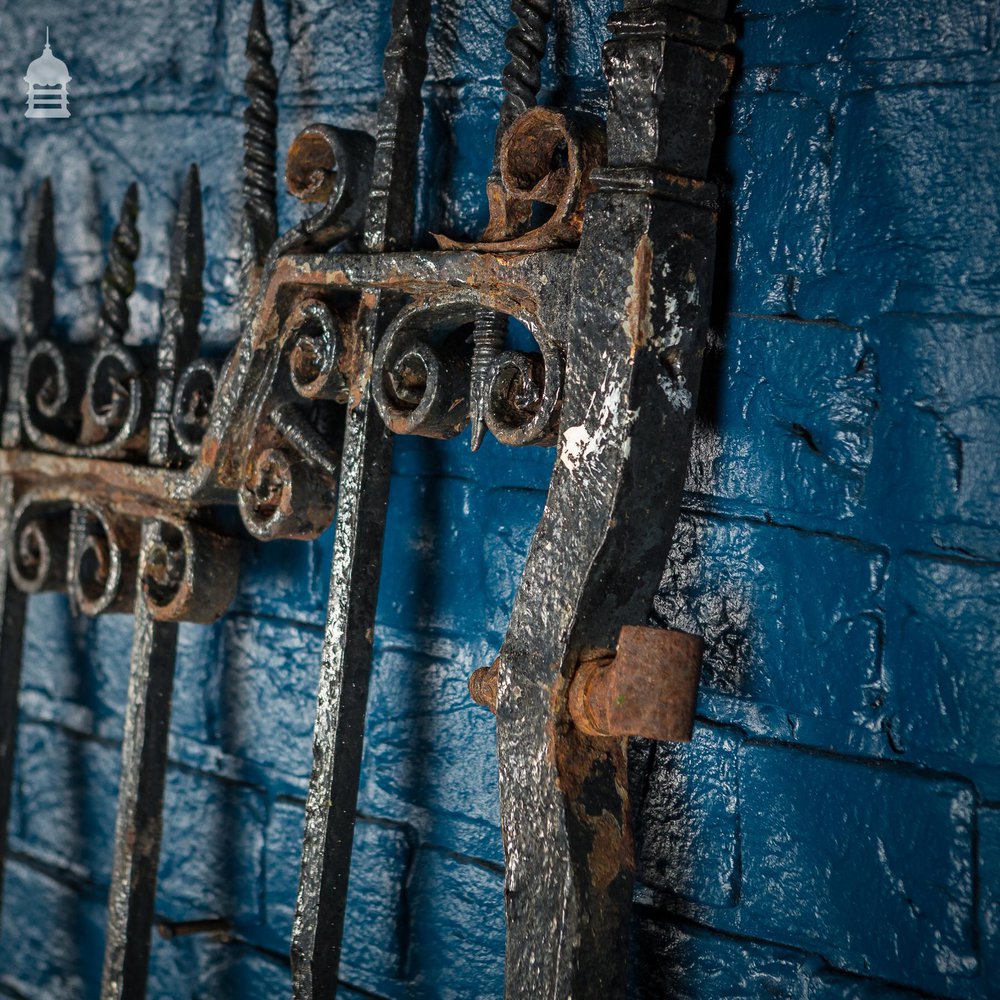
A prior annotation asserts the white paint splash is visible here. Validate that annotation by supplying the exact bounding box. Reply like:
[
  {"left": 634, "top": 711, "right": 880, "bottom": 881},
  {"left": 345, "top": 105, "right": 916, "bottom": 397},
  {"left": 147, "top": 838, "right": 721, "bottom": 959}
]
[
  {"left": 658, "top": 371, "right": 692, "bottom": 412},
  {"left": 559, "top": 371, "right": 638, "bottom": 475}
]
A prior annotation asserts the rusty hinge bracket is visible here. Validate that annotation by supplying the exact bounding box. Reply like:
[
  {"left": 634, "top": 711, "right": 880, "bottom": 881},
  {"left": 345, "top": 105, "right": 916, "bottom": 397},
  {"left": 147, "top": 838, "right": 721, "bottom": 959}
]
[{"left": 0, "top": 1, "right": 733, "bottom": 998}]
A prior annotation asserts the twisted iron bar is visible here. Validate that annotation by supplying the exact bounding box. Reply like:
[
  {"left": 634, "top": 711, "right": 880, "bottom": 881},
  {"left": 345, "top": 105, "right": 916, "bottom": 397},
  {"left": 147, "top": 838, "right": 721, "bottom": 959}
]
[
  {"left": 242, "top": 0, "right": 279, "bottom": 272},
  {"left": 499, "top": 0, "right": 554, "bottom": 139},
  {"left": 98, "top": 183, "right": 139, "bottom": 346},
  {"left": 469, "top": 0, "right": 554, "bottom": 452}
]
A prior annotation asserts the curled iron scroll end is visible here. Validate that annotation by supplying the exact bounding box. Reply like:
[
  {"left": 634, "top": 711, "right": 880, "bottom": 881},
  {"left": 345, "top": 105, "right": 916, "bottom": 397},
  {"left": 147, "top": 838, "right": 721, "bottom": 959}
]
[
  {"left": 271, "top": 124, "right": 376, "bottom": 256},
  {"left": 141, "top": 519, "right": 239, "bottom": 624},
  {"left": 434, "top": 107, "right": 605, "bottom": 254}
]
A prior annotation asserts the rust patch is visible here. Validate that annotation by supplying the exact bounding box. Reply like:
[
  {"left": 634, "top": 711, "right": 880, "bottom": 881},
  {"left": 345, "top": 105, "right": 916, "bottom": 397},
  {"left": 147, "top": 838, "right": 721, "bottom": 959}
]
[
  {"left": 625, "top": 234, "right": 654, "bottom": 359},
  {"left": 553, "top": 721, "right": 633, "bottom": 894},
  {"left": 434, "top": 107, "right": 606, "bottom": 254},
  {"left": 569, "top": 625, "right": 703, "bottom": 742}
]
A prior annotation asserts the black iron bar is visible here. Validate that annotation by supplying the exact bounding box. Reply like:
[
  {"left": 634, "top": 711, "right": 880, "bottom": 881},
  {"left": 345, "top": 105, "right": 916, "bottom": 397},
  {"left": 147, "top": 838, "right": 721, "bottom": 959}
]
[
  {"left": 0, "top": 178, "right": 54, "bottom": 927},
  {"left": 0, "top": 477, "right": 27, "bottom": 923},
  {"left": 492, "top": 3, "right": 733, "bottom": 996},
  {"left": 290, "top": 1, "right": 431, "bottom": 996},
  {"left": 99, "top": 592, "right": 179, "bottom": 1000},
  {"left": 100, "top": 169, "right": 205, "bottom": 1000}
]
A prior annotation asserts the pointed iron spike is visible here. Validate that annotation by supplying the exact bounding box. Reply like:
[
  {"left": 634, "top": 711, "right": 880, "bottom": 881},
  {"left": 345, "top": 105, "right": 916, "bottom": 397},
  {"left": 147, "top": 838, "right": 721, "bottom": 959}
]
[
  {"left": 98, "top": 183, "right": 140, "bottom": 345},
  {"left": 164, "top": 164, "right": 205, "bottom": 331},
  {"left": 17, "top": 177, "right": 56, "bottom": 340},
  {"left": 242, "top": 0, "right": 278, "bottom": 276},
  {"left": 150, "top": 165, "right": 205, "bottom": 468},
  {"left": 4, "top": 178, "right": 56, "bottom": 448},
  {"left": 469, "top": 308, "right": 505, "bottom": 452}
]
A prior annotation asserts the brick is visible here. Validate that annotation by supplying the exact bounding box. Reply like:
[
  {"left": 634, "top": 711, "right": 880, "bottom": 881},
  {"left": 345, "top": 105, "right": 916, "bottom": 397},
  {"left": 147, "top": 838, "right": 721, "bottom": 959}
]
[
  {"left": 170, "top": 621, "right": 224, "bottom": 744},
  {"left": 247, "top": 0, "right": 382, "bottom": 108},
  {"left": 148, "top": 937, "right": 294, "bottom": 1000},
  {"left": 739, "top": 745, "right": 976, "bottom": 991},
  {"left": 635, "top": 727, "right": 740, "bottom": 908},
  {"left": 656, "top": 514, "right": 885, "bottom": 736},
  {"left": 378, "top": 475, "right": 488, "bottom": 637},
  {"left": 264, "top": 797, "right": 411, "bottom": 988},
  {"left": 0, "top": 859, "right": 105, "bottom": 998},
  {"left": 216, "top": 616, "right": 323, "bottom": 779},
  {"left": 360, "top": 632, "right": 502, "bottom": 863},
  {"left": 13, "top": 724, "right": 119, "bottom": 884},
  {"left": 635, "top": 916, "right": 820, "bottom": 1000},
  {"left": 807, "top": 971, "right": 934, "bottom": 999},
  {"left": 156, "top": 770, "right": 264, "bottom": 925},
  {"left": 827, "top": 86, "right": 1000, "bottom": 318},
  {"left": 419, "top": 90, "right": 494, "bottom": 243},
  {"left": 234, "top": 535, "right": 329, "bottom": 626},
  {"left": 846, "top": 0, "right": 992, "bottom": 60},
  {"left": 741, "top": 9, "right": 850, "bottom": 67},
  {"left": 480, "top": 486, "right": 547, "bottom": 644},
  {"left": 726, "top": 94, "right": 834, "bottom": 316},
  {"left": 0, "top": 2, "right": 218, "bottom": 109},
  {"left": 869, "top": 316, "right": 1000, "bottom": 560},
  {"left": 406, "top": 848, "right": 504, "bottom": 999},
  {"left": 684, "top": 316, "right": 880, "bottom": 526},
  {"left": 88, "top": 613, "right": 139, "bottom": 725},
  {"left": 20, "top": 593, "right": 80, "bottom": 706},
  {"left": 980, "top": 808, "right": 1000, "bottom": 989},
  {"left": 885, "top": 556, "right": 1000, "bottom": 778}
]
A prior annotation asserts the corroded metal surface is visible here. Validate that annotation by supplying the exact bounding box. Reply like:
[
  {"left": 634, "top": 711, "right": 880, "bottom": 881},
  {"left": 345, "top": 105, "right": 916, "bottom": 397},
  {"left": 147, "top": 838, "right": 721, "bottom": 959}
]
[
  {"left": 569, "top": 626, "right": 704, "bottom": 742},
  {"left": 0, "top": 0, "right": 732, "bottom": 997}
]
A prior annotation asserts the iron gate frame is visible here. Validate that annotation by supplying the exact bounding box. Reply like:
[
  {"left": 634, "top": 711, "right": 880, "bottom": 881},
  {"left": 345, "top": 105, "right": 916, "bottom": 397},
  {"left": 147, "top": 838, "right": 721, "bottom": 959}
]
[{"left": 0, "top": 1, "right": 733, "bottom": 997}]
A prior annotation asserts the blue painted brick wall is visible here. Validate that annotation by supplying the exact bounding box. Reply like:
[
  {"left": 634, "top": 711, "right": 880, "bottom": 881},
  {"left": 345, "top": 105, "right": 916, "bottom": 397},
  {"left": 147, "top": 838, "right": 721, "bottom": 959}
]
[{"left": 0, "top": 0, "right": 998, "bottom": 997}]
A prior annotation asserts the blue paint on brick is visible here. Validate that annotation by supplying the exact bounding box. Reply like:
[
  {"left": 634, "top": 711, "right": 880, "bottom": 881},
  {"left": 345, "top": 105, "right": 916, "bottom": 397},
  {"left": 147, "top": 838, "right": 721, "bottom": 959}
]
[
  {"left": 885, "top": 555, "right": 1000, "bottom": 788},
  {"left": 636, "top": 727, "right": 741, "bottom": 909},
  {"left": 980, "top": 808, "right": 1000, "bottom": 989},
  {"left": 656, "top": 513, "right": 886, "bottom": 745},
  {"left": 405, "top": 848, "right": 505, "bottom": 999},
  {"left": 0, "top": 0, "right": 998, "bottom": 998},
  {"left": 738, "top": 745, "right": 977, "bottom": 991}
]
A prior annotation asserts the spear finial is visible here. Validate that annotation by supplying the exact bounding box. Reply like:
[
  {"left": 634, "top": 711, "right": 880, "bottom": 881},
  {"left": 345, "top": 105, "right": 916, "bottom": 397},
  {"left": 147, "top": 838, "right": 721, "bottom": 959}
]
[
  {"left": 98, "top": 183, "right": 140, "bottom": 345},
  {"left": 149, "top": 165, "right": 204, "bottom": 466},
  {"left": 3, "top": 178, "right": 55, "bottom": 448}
]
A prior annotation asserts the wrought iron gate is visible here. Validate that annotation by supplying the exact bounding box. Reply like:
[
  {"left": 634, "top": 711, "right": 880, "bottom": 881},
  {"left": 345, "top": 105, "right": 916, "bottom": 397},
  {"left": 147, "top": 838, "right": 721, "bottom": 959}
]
[{"left": 0, "top": 0, "right": 733, "bottom": 996}]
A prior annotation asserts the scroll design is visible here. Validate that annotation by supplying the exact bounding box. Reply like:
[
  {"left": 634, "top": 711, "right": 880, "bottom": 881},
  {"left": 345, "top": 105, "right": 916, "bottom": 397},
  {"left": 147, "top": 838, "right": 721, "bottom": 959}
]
[
  {"left": 435, "top": 108, "right": 605, "bottom": 254},
  {"left": 371, "top": 302, "right": 473, "bottom": 439},
  {"left": 20, "top": 185, "right": 146, "bottom": 460}
]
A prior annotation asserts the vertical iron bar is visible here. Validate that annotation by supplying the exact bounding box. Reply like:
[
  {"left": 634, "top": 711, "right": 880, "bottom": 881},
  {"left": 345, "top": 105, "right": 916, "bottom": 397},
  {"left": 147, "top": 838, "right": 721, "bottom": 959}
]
[
  {"left": 0, "top": 477, "right": 27, "bottom": 921},
  {"left": 0, "top": 179, "right": 55, "bottom": 925},
  {"left": 290, "top": 1, "right": 431, "bottom": 995},
  {"left": 469, "top": 0, "right": 554, "bottom": 451},
  {"left": 100, "top": 171, "right": 204, "bottom": 1000},
  {"left": 99, "top": 596, "right": 178, "bottom": 1000},
  {"left": 493, "top": 3, "right": 732, "bottom": 996}
]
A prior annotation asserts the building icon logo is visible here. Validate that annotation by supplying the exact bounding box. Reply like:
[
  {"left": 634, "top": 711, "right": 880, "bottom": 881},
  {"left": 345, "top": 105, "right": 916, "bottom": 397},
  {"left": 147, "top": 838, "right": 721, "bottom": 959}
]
[{"left": 24, "top": 28, "right": 71, "bottom": 119}]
